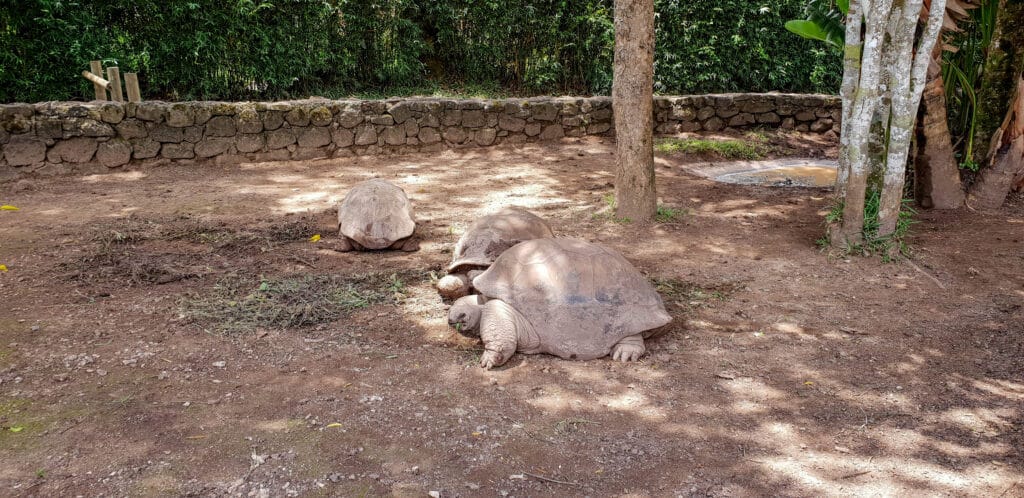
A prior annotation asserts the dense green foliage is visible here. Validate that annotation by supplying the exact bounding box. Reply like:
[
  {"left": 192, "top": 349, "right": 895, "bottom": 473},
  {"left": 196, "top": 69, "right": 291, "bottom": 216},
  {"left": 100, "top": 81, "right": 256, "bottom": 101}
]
[
  {"left": 942, "top": 0, "right": 1000, "bottom": 170},
  {"left": 0, "top": 0, "right": 840, "bottom": 103}
]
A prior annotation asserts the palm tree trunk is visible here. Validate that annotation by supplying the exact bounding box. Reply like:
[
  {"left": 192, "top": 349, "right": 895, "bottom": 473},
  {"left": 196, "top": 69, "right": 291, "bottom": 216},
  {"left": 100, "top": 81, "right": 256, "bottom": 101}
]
[
  {"left": 967, "top": 0, "right": 1024, "bottom": 209},
  {"left": 915, "top": 43, "right": 966, "bottom": 209}
]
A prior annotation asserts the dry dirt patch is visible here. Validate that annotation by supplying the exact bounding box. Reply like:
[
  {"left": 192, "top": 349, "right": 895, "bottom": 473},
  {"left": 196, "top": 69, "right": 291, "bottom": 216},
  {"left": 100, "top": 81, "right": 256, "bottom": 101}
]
[{"left": 0, "top": 133, "right": 1021, "bottom": 497}]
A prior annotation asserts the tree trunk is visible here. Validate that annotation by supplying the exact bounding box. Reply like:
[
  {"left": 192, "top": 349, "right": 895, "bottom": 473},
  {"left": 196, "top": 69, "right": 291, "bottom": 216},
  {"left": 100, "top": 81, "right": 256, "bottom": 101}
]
[
  {"left": 972, "top": 0, "right": 1023, "bottom": 166},
  {"left": 835, "top": 5, "right": 864, "bottom": 193},
  {"left": 612, "top": 0, "right": 656, "bottom": 223},
  {"left": 832, "top": 0, "right": 893, "bottom": 248},
  {"left": 968, "top": 76, "right": 1024, "bottom": 208},
  {"left": 878, "top": 0, "right": 947, "bottom": 239},
  {"left": 915, "top": 43, "right": 965, "bottom": 209},
  {"left": 967, "top": 0, "right": 1024, "bottom": 208}
]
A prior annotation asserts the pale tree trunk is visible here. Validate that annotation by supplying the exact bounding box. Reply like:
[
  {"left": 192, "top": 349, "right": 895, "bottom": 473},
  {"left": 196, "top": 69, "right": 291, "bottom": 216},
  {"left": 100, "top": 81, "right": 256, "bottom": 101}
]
[
  {"left": 915, "top": 43, "right": 965, "bottom": 209},
  {"left": 832, "top": 0, "right": 894, "bottom": 248},
  {"left": 612, "top": 0, "right": 656, "bottom": 223},
  {"left": 835, "top": 3, "right": 864, "bottom": 193},
  {"left": 968, "top": 76, "right": 1024, "bottom": 208},
  {"left": 878, "top": 0, "right": 947, "bottom": 238}
]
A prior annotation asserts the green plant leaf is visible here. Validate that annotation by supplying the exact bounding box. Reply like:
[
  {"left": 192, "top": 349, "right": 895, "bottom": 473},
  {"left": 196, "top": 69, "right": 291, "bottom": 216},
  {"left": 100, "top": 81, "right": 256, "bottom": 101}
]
[
  {"left": 837, "top": 0, "right": 849, "bottom": 15},
  {"left": 785, "top": 20, "right": 830, "bottom": 43}
]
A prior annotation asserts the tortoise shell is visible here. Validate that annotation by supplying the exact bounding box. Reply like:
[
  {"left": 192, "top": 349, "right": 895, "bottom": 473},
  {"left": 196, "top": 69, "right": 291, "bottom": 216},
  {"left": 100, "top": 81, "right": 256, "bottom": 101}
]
[
  {"left": 337, "top": 179, "right": 415, "bottom": 249},
  {"left": 448, "top": 207, "right": 554, "bottom": 273},
  {"left": 472, "top": 238, "right": 671, "bottom": 360}
]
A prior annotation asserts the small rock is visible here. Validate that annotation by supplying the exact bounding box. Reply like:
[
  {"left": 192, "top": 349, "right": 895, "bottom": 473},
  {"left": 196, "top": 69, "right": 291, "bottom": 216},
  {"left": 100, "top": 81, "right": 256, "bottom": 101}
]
[
  {"left": 30, "top": 326, "right": 40, "bottom": 332},
  {"left": 429, "top": 492, "right": 441, "bottom": 498},
  {"left": 212, "top": 361, "right": 226, "bottom": 368},
  {"left": 410, "top": 466, "right": 420, "bottom": 475},
  {"left": 96, "top": 369, "right": 108, "bottom": 376},
  {"left": 158, "top": 371, "right": 170, "bottom": 380},
  {"left": 53, "top": 373, "right": 69, "bottom": 382},
  {"left": 466, "top": 483, "right": 480, "bottom": 490}
]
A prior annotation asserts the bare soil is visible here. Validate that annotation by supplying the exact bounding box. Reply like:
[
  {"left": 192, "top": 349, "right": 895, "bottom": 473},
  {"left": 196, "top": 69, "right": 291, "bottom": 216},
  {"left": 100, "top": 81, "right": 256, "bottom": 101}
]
[{"left": 0, "top": 131, "right": 1021, "bottom": 497}]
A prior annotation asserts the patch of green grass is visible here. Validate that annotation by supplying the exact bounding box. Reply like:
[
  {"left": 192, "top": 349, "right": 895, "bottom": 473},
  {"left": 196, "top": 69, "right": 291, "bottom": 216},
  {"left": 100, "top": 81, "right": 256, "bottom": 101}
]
[
  {"left": 655, "top": 205, "right": 688, "bottom": 223},
  {"left": 179, "top": 270, "right": 426, "bottom": 333},
  {"left": 820, "top": 189, "right": 916, "bottom": 261},
  {"left": 592, "top": 194, "right": 687, "bottom": 224},
  {"left": 655, "top": 134, "right": 769, "bottom": 160},
  {"left": 591, "top": 193, "right": 632, "bottom": 224}
]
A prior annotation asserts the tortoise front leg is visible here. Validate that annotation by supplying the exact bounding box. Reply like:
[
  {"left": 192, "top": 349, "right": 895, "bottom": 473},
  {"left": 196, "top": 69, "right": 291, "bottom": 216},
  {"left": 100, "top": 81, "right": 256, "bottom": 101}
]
[
  {"left": 479, "top": 300, "right": 521, "bottom": 369},
  {"left": 611, "top": 334, "right": 646, "bottom": 362}
]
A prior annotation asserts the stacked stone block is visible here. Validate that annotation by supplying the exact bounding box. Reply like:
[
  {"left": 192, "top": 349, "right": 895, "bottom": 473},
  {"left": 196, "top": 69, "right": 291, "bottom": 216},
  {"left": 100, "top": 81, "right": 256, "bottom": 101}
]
[{"left": 0, "top": 94, "right": 840, "bottom": 178}]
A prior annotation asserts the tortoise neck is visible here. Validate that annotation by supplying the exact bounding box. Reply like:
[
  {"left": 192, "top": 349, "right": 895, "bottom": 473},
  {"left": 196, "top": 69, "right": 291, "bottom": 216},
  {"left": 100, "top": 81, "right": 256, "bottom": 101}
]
[{"left": 505, "top": 303, "right": 540, "bottom": 353}]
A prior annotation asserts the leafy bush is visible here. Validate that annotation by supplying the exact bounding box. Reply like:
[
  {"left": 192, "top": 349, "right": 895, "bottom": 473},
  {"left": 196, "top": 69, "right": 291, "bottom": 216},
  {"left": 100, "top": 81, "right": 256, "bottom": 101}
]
[{"left": 0, "top": 0, "right": 840, "bottom": 103}]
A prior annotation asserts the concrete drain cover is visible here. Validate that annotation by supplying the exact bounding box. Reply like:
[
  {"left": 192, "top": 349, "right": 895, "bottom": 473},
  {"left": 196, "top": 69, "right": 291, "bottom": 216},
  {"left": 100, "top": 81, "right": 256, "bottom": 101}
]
[{"left": 683, "top": 158, "right": 837, "bottom": 188}]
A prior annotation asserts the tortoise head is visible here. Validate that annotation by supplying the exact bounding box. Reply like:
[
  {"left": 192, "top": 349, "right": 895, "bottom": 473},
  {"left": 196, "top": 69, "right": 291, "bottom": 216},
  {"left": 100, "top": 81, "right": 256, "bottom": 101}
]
[{"left": 448, "top": 294, "right": 485, "bottom": 336}]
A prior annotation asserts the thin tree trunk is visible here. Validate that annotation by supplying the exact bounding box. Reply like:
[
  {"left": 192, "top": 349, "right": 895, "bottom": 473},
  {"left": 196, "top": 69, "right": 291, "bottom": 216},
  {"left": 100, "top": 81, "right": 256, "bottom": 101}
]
[
  {"left": 915, "top": 43, "right": 965, "bottom": 209},
  {"left": 835, "top": 3, "right": 864, "bottom": 193},
  {"left": 968, "top": 76, "right": 1024, "bottom": 208},
  {"left": 878, "top": 0, "right": 947, "bottom": 239},
  {"left": 833, "top": 0, "right": 893, "bottom": 248},
  {"left": 612, "top": 0, "right": 656, "bottom": 223}
]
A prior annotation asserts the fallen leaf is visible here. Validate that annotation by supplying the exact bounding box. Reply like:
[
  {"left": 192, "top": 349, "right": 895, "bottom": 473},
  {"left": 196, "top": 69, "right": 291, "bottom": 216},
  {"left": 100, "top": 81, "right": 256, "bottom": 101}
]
[
  {"left": 471, "top": 431, "right": 483, "bottom": 437},
  {"left": 804, "top": 381, "right": 814, "bottom": 386},
  {"left": 325, "top": 422, "right": 343, "bottom": 429},
  {"left": 185, "top": 435, "right": 207, "bottom": 440},
  {"left": 0, "top": 264, "right": 8, "bottom": 272},
  {"left": 716, "top": 371, "right": 737, "bottom": 380},
  {"left": 1, "top": 205, "right": 19, "bottom": 211},
  {"left": 9, "top": 426, "right": 24, "bottom": 433},
  {"left": 309, "top": 234, "right": 321, "bottom": 243}
]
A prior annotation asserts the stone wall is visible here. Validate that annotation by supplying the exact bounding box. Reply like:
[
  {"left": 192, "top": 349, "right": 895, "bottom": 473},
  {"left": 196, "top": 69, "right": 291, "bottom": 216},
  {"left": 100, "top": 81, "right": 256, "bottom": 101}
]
[{"left": 0, "top": 94, "right": 839, "bottom": 179}]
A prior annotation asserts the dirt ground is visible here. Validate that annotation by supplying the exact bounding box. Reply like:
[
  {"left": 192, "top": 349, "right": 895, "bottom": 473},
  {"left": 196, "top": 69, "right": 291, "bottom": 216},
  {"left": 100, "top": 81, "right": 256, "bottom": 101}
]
[{"left": 0, "top": 131, "right": 1021, "bottom": 497}]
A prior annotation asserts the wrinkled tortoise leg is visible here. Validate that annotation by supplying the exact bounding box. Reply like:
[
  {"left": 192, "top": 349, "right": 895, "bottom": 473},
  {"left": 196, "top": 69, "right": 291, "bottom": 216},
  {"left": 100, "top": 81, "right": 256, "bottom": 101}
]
[
  {"left": 390, "top": 236, "right": 420, "bottom": 252},
  {"left": 479, "top": 300, "right": 521, "bottom": 370},
  {"left": 437, "top": 273, "right": 471, "bottom": 299},
  {"left": 335, "top": 237, "right": 355, "bottom": 252},
  {"left": 611, "top": 334, "right": 646, "bottom": 362}
]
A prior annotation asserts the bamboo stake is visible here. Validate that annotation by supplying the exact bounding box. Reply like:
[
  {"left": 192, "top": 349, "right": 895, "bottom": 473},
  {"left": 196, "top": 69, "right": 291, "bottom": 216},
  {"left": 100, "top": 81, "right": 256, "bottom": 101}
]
[
  {"left": 124, "top": 72, "right": 141, "bottom": 102},
  {"left": 106, "top": 66, "right": 124, "bottom": 102},
  {"left": 89, "top": 60, "right": 107, "bottom": 100},
  {"left": 81, "top": 70, "right": 112, "bottom": 91}
]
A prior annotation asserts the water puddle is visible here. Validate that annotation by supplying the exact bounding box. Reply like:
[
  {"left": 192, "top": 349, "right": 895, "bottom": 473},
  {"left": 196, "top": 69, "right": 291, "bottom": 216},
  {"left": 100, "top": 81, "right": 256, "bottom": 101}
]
[
  {"left": 717, "top": 165, "right": 836, "bottom": 187},
  {"left": 682, "top": 158, "right": 837, "bottom": 188}
]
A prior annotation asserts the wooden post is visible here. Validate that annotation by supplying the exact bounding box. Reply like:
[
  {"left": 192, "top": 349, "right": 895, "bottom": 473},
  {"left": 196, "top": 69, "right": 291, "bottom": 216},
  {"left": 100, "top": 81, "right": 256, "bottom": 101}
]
[
  {"left": 106, "top": 66, "right": 124, "bottom": 102},
  {"left": 124, "top": 73, "right": 141, "bottom": 102},
  {"left": 89, "top": 60, "right": 106, "bottom": 100},
  {"left": 81, "top": 70, "right": 111, "bottom": 90}
]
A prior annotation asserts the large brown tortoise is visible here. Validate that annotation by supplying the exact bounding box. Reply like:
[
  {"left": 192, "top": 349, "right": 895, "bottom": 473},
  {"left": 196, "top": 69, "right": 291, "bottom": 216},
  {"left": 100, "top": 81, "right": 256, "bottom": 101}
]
[
  {"left": 448, "top": 238, "right": 671, "bottom": 369},
  {"left": 336, "top": 179, "right": 419, "bottom": 252},
  {"left": 436, "top": 207, "right": 554, "bottom": 299}
]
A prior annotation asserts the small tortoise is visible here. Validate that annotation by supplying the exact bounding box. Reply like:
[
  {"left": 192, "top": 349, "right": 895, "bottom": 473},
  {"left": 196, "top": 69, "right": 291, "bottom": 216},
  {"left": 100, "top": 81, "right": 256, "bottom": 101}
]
[
  {"left": 336, "top": 179, "right": 419, "bottom": 252},
  {"left": 436, "top": 207, "right": 554, "bottom": 299},
  {"left": 448, "top": 238, "right": 671, "bottom": 369}
]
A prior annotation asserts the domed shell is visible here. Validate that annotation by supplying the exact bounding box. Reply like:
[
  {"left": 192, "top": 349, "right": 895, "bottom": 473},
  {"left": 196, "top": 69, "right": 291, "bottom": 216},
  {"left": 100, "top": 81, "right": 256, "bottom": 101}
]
[
  {"left": 337, "top": 179, "right": 415, "bottom": 249},
  {"left": 472, "top": 238, "right": 671, "bottom": 359},
  {"left": 448, "top": 207, "right": 554, "bottom": 273}
]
